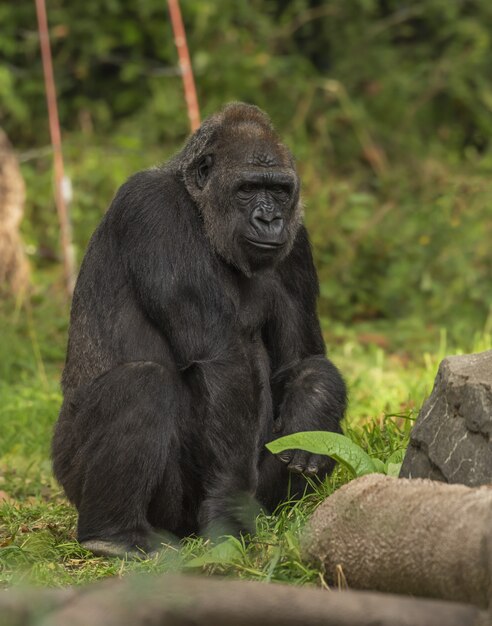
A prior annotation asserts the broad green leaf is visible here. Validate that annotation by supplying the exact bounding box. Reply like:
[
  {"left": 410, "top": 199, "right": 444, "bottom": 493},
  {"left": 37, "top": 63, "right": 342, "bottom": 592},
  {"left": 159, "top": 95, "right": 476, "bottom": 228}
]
[
  {"left": 266, "top": 431, "right": 380, "bottom": 478},
  {"left": 386, "top": 462, "right": 403, "bottom": 477},
  {"left": 185, "top": 537, "right": 242, "bottom": 568},
  {"left": 385, "top": 448, "right": 406, "bottom": 477},
  {"left": 372, "top": 458, "right": 386, "bottom": 474},
  {"left": 386, "top": 448, "right": 406, "bottom": 465}
]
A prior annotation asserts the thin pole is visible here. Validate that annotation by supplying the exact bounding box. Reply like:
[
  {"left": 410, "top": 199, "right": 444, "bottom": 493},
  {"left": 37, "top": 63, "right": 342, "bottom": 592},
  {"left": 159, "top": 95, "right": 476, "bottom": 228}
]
[
  {"left": 167, "top": 0, "right": 201, "bottom": 132},
  {"left": 35, "top": 0, "right": 75, "bottom": 295}
]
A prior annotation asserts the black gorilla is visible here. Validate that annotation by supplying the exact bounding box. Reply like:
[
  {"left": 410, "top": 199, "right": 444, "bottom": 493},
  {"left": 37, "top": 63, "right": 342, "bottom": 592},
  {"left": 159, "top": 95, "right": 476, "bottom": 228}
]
[{"left": 52, "top": 103, "right": 346, "bottom": 557}]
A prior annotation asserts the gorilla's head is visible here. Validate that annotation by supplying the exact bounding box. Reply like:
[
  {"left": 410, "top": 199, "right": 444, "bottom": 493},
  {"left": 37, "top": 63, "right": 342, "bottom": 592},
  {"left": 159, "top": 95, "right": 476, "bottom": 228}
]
[{"left": 179, "top": 103, "right": 302, "bottom": 275}]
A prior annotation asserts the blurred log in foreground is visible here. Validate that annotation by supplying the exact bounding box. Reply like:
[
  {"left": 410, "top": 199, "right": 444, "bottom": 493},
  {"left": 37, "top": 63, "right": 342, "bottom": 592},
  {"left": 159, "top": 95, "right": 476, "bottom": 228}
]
[
  {"left": 0, "top": 128, "right": 29, "bottom": 295},
  {"left": 0, "top": 573, "right": 484, "bottom": 626}
]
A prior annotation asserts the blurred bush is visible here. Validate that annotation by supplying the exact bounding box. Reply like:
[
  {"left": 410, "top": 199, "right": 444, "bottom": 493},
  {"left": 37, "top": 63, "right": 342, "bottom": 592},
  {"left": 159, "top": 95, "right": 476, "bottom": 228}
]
[{"left": 2, "top": 0, "right": 492, "bottom": 334}]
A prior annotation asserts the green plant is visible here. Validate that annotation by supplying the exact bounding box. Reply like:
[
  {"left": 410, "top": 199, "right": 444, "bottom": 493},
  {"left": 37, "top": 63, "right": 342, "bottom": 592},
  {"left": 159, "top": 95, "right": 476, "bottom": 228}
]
[{"left": 266, "top": 431, "right": 404, "bottom": 478}]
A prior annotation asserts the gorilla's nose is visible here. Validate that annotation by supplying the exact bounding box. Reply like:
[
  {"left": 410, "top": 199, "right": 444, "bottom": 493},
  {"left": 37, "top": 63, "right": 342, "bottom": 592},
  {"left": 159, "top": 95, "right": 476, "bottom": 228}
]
[
  {"left": 251, "top": 210, "right": 284, "bottom": 238},
  {"left": 251, "top": 199, "right": 279, "bottom": 220},
  {"left": 255, "top": 211, "right": 277, "bottom": 224},
  {"left": 251, "top": 205, "right": 283, "bottom": 228}
]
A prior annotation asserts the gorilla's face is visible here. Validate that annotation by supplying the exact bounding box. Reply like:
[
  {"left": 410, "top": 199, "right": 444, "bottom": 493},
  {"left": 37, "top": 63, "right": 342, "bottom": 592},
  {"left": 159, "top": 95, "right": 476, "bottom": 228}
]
[
  {"left": 192, "top": 129, "right": 302, "bottom": 275},
  {"left": 234, "top": 168, "right": 297, "bottom": 253}
]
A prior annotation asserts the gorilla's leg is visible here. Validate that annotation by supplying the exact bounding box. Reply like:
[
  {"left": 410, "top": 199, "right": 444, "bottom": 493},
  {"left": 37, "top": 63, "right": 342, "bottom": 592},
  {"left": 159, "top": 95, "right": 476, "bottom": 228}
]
[
  {"left": 191, "top": 358, "right": 265, "bottom": 538},
  {"left": 53, "top": 361, "right": 189, "bottom": 556}
]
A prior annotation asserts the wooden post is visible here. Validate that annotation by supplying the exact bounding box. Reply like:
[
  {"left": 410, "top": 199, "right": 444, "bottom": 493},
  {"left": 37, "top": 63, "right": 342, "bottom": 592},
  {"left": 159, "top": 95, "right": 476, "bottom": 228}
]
[
  {"left": 35, "top": 0, "right": 75, "bottom": 295},
  {"left": 167, "top": 0, "right": 201, "bottom": 132}
]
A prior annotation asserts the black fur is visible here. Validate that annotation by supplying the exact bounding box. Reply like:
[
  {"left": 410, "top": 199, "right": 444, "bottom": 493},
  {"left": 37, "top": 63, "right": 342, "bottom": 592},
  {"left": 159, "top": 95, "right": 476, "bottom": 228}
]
[{"left": 52, "top": 103, "right": 346, "bottom": 553}]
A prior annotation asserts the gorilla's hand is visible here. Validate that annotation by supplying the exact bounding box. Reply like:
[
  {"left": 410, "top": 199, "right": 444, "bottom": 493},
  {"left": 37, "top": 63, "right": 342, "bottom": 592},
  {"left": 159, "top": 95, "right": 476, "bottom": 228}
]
[
  {"left": 276, "top": 447, "right": 334, "bottom": 477},
  {"left": 271, "top": 417, "right": 336, "bottom": 477}
]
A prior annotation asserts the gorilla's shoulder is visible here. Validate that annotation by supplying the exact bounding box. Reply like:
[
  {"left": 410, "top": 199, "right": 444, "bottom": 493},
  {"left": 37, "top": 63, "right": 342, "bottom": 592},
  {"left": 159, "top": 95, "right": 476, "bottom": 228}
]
[
  {"left": 112, "top": 166, "right": 186, "bottom": 211},
  {"left": 105, "top": 165, "right": 193, "bottom": 232}
]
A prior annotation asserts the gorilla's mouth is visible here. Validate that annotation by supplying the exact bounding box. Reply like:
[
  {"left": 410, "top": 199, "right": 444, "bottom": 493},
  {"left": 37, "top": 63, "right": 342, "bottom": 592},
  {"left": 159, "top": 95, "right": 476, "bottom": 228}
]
[{"left": 245, "top": 237, "right": 286, "bottom": 250}]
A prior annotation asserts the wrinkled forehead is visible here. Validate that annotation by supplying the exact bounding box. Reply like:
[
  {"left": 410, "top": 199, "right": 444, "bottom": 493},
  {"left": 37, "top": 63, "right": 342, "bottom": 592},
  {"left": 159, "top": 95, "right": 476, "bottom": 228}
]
[{"left": 215, "top": 122, "right": 294, "bottom": 169}]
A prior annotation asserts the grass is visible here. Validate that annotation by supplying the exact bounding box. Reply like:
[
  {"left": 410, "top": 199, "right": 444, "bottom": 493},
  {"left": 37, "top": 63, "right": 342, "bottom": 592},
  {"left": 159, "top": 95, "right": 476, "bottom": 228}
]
[{"left": 1, "top": 277, "right": 490, "bottom": 588}]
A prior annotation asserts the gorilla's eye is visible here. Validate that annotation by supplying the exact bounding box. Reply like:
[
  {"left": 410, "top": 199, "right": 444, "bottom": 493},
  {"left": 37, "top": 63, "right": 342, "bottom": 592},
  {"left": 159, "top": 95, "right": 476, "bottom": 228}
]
[
  {"left": 238, "top": 183, "right": 256, "bottom": 194},
  {"left": 271, "top": 185, "right": 290, "bottom": 200}
]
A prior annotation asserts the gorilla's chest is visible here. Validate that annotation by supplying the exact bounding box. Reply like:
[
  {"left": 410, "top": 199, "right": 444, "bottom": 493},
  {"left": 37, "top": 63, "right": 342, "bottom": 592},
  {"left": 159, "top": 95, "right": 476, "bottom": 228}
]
[{"left": 223, "top": 270, "right": 274, "bottom": 340}]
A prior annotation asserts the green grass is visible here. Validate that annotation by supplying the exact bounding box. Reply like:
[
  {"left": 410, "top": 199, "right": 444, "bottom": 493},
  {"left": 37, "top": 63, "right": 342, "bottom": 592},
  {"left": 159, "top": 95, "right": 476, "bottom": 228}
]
[{"left": 1, "top": 281, "right": 491, "bottom": 588}]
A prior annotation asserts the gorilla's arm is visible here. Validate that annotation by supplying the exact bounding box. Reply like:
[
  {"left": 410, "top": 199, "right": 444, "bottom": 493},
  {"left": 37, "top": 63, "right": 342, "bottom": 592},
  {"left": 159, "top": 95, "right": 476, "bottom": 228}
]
[{"left": 267, "top": 227, "right": 347, "bottom": 475}]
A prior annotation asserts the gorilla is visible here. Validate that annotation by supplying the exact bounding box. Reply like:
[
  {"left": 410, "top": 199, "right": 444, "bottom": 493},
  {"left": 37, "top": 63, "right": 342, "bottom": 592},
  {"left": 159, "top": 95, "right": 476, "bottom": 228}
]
[{"left": 52, "top": 103, "right": 346, "bottom": 557}]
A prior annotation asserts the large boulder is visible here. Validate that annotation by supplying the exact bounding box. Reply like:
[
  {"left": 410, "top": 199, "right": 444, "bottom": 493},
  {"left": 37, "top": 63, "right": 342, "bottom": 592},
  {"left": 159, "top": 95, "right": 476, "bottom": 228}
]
[{"left": 400, "top": 350, "right": 492, "bottom": 486}]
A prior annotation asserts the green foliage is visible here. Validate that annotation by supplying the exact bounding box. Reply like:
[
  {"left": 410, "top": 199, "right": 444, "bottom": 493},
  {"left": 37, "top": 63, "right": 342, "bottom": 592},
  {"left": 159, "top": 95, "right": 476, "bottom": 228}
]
[
  {"left": 185, "top": 536, "right": 244, "bottom": 568},
  {"left": 266, "top": 431, "right": 383, "bottom": 477},
  {"left": 266, "top": 430, "right": 404, "bottom": 477},
  {"left": 2, "top": 0, "right": 492, "bottom": 330},
  {"left": 5, "top": 0, "right": 492, "bottom": 153}
]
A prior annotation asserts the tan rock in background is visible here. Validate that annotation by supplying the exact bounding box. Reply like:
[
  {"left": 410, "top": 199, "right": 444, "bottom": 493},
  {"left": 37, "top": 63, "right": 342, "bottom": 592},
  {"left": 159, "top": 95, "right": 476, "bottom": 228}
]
[{"left": 0, "top": 128, "right": 29, "bottom": 295}]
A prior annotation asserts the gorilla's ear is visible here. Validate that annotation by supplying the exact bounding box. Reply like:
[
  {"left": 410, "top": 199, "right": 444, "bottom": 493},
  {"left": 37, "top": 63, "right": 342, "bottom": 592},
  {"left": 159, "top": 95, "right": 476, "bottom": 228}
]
[{"left": 196, "top": 155, "right": 214, "bottom": 189}]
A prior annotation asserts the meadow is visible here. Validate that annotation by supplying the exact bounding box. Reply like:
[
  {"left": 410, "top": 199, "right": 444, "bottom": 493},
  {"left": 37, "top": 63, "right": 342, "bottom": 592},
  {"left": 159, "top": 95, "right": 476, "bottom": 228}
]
[{"left": 2, "top": 279, "right": 490, "bottom": 587}]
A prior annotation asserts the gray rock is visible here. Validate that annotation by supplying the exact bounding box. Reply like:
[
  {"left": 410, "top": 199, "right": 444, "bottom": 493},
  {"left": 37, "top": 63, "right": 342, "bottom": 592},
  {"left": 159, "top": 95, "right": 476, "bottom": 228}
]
[{"left": 400, "top": 350, "right": 492, "bottom": 485}]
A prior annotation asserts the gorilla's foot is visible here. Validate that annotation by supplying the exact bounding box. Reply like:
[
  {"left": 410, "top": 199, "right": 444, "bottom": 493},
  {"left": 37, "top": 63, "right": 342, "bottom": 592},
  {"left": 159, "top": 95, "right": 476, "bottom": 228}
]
[
  {"left": 200, "top": 490, "right": 262, "bottom": 539},
  {"left": 80, "top": 538, "right": 158, "bottom": 559}
]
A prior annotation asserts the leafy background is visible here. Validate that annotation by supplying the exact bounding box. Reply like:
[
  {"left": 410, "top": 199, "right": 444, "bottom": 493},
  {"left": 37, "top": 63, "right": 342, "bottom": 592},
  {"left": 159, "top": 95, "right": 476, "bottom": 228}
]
[{"left": 2, "top": 0, "right": 492, "bottom": 338}]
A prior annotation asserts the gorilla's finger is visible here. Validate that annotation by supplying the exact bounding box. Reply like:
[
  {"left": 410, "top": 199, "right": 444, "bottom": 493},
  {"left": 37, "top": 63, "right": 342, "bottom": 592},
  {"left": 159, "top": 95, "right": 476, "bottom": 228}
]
[
  {"left": 303, "top": 455, "right": 320, "bottom": 476},
  {"left": 305, "top": 454, "right": 332, "bottom": 476},
  {"left": 277, "top": 449, "right": 294, "bottom": 464},
  {"left": 287, "top": 450, "right": 310, "bottom": 474}
]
